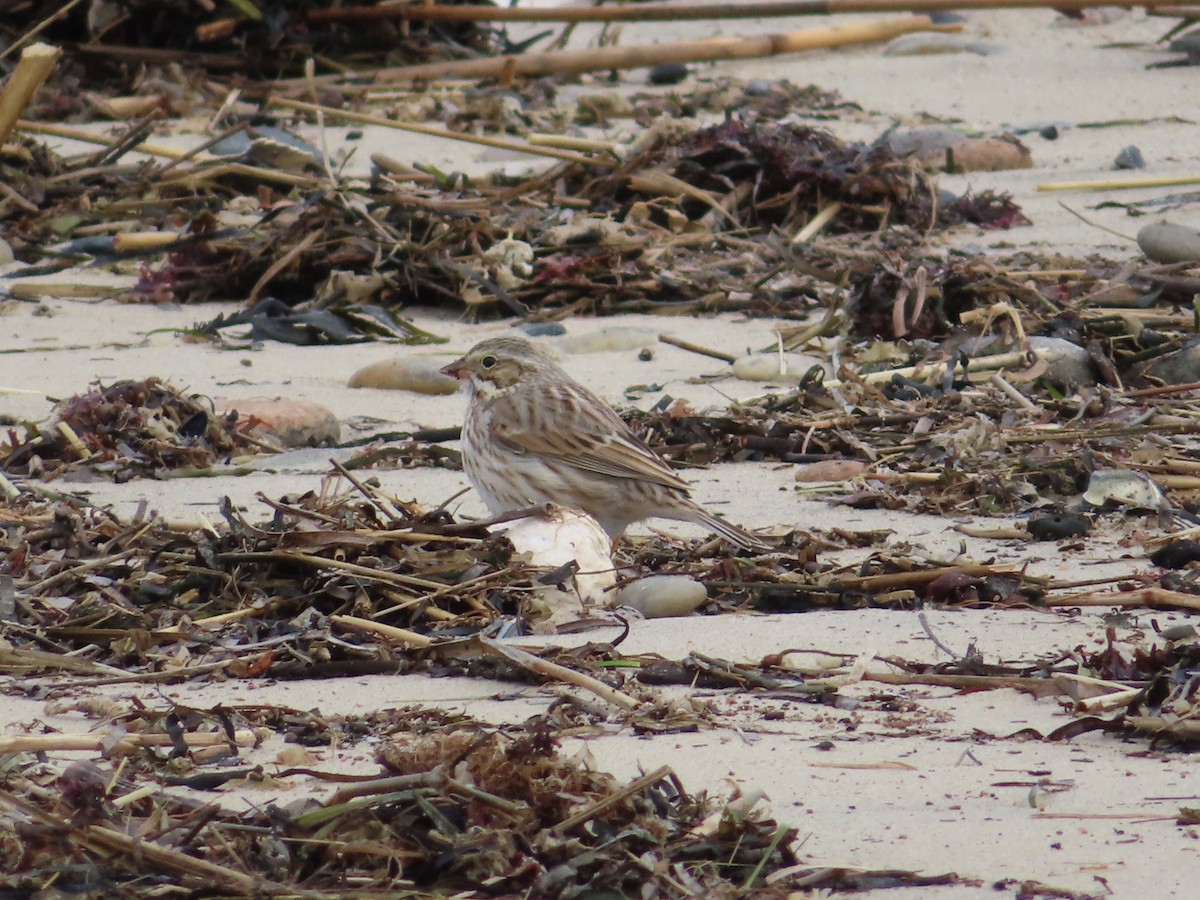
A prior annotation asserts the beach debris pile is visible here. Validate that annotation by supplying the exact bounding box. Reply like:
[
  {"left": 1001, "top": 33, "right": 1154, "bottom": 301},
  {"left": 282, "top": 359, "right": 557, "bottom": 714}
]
[{"left": 0, "top": 377, "right": 263, "bottom": 481}]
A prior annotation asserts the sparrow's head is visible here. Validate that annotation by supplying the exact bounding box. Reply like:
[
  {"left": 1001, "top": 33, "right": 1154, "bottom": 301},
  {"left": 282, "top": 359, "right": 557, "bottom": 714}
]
[{"left": 440, "top": 337, "right": 555, "bottom": 394}]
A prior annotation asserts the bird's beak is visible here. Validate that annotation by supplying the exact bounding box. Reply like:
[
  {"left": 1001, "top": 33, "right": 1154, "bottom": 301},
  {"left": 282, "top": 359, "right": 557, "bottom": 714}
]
[{"left": 440, "top": 357, "right": 468, "bottom": 379}]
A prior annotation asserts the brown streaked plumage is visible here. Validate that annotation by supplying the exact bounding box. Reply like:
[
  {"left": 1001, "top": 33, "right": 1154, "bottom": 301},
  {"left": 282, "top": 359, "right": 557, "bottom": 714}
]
[{"left": 440, "top": 336, "right": 764, "bottom": 550}]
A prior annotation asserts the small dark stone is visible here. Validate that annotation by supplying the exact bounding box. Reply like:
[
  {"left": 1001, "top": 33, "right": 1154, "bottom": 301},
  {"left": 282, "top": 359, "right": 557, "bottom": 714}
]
[
  {"left": 937, "top": 188, "right": 960, "bottom": 208},
  {"left": 1150, "top": 539, "right": 1200, "bottom": 569},
  {"left": 1039, "top": 125, "right": 1060, "bottom": 141},
  {"left": 648, "top": 62, "right": 689, "bottom": 86},
  {"left": 930, "top": 11, "right": 968, "bottom": 24},
  {"left": 1114, "top": 145, "right": 1145, "bottom": 170},
  {"left": 1168, "top": 33, "right": 1200, "bottom": 57},
  {"left": 1027, "top": 513, "right": 1091, "bottom": 541},
  {"left": 521, "top": 322, "right": 566, "bottom": 337},
  {"left": 744, "top": 79, "right": 772, "bottom": 96},
  {"left": 638, "top": 348, "right": 653, "bottom": 361}
]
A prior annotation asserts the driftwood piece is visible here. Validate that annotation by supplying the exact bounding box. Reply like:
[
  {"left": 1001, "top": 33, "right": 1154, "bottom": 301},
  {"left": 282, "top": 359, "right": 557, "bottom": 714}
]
[{"left": 333, "top": 16, "right": 953, "bottom": 84}]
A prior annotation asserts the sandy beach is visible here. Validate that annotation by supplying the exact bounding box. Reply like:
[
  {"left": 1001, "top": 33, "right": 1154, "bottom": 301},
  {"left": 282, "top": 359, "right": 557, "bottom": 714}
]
[{"left": 4, "top": 5, "right": 1200, "bottom": 896}]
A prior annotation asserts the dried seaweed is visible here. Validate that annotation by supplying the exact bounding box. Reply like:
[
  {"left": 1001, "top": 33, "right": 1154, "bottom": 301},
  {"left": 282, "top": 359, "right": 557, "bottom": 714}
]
[
  {"left": 1, "top": 377, "right": 259, "bottom": 481},
  {"left": 2, "top": 0, "right": 500, "bottom": 91},
  {"left": 0, "top": 708, "right": 797, "bottom": 897}
]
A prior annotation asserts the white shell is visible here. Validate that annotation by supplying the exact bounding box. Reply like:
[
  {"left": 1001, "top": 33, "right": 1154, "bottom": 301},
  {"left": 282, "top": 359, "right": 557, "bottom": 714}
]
[
  {"left": 502, "top": 507, "right": 616, "bottom": 627},
  {"left": 616, "top": 575, "right": 707, "bottom": 619},
  {"left": 1082, "top": 469, "right": 1164, "bottom": 509}
]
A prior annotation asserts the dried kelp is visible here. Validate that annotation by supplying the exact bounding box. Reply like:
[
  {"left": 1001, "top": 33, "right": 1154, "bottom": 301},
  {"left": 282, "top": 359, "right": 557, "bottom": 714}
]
[
  {"left": 2, "top": 97, "right": 1031, "bottom": 329},
  {"left": 2, "top": 0, "right": 500, "bottom": 92},
  {"left": 1, "top": 377, "right": 259, "bottom": 481},
  {"left": 0, "top": 708, "right": 800, "bottom": 897}
]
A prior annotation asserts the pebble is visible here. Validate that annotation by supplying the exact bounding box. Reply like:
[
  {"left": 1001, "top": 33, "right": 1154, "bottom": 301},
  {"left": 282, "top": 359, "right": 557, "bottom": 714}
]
[
  {"left": 1136, "top": 222, "right": 1200, "bottom": 264},
  {"left": 1150, "top": 540, "right": 1200, "bottom": 569},
  {"left": 1168, "top": 33, "right": 1200, "bottom": 59},
  {"left": 1113, "top": 145, "right": 1145, "bottom": 170},
  {"left": 730, "top": 353, "right": 829, "bottom": 383},
  {"left": 616, "top": 576, "right": 707, "bottom": 618},
  {"left": 648, "top": 62, "right": 689, "bottom": 85},
  {"left": 1141, "top": 343, "right": 1200, "bottom": 385},
  {"left": 886, "top": 128, "right": 1031, "bottom": 173},
  {"left": 1026, "top": 513, "right": 1091, "bottom": 541},
  {"left": 1026, "top": 335, "right": 1094, "bottom": 392},
  {"left": 883, "top": 33, "right": 1002, "bottom": 57},
  {"left": 215, "top": 398, "right": 340, "bottom": 448},
  {"left": 794, "top": 459, "right": 867, "bottom": 483},
  {"left": 554, "top": 326, "right": 655, "bottom": 354},
  {"left": 347, "top": 357, "right": 460, "bottom": 395},
  {"left": 744, "top": 79, "right": 772, "bottom": 96},
  {"left": 522, "top": 322, "right": 566, "bottom": 337}
]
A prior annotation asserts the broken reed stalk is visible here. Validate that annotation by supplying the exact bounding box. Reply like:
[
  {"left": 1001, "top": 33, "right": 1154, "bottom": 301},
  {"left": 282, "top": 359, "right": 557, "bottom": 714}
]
[
  {"left": 1044, "top": 586, "right": 1200, "bottom": 613},
  {"left": 1145, "top": 4, "right": 1200, "bottom": 15},
  {"left": 1037, "top": 173, "right": 1200, "bottom": 192},
  {"left": 0, "top": 730, "right": 261, "bottom": 755},
  {"left": 331, "top": 613, "right": 433, "bottom": 648},
  {"left": 481, "top": 636, "right": 641, "bottom": 711},
  {"left": 271, "top": 97, "right": 616, "bottom": 168},
  {"left": 317, "top": 15, "right": 952, "bottom": 84},
  {"left": 308, "top": 0, "right": 1158, "bottom": 24},
  {"left": 0, "top": 43, "right": 62, "bottom": 146},
  {"left": 14, "top": 118, "right": 208, "bottom": 161}
]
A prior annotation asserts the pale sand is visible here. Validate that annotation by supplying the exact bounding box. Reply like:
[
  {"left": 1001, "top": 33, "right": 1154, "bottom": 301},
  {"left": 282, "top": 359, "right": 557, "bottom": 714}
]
[{"left": 3, "top": 8, "right": 1198, "bottom": 895}]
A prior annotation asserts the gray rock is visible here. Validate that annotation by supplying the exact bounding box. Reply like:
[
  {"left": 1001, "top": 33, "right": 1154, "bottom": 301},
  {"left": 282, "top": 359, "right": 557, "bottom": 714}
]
[
  {"left": 1137, "top": 222, "right": 1200, "bottom": 264},
  {"left": 1142, "top": 342, "right": 1200, "bottom": 385},
  {"left": 1027, "top": 335, "right": 1094, "bottom": 391},
  {"left": 1114, "top": 146, "right": 1145, "bottom": 169}
]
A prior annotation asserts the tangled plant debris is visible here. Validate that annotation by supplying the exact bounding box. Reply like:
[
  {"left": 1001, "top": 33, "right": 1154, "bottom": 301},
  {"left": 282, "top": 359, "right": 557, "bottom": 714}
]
[{"left": 5, "top": 7, "right": 1200, "bottom": 895}]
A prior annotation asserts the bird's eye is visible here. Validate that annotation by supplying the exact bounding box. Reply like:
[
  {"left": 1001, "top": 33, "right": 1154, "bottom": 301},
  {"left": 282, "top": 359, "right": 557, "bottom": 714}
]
[{"left": 479, "top": 355, "right": 497, "bottom": 369}]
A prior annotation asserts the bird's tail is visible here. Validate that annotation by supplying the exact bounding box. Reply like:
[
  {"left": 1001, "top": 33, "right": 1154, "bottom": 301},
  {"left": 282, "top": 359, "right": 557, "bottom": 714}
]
[{"left": 681, "top": 502, "right": 768, "bottom": 551}]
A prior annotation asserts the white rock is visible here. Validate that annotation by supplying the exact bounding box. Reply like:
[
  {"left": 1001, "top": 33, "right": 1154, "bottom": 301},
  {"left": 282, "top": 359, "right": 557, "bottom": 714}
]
[
  {"left": 730, "top": 353, "right": 828, "bottom": 383},
  {"left": 616, "top": 575, "right": 707, "bottom": 618},
  {"left": 554, "top": 326, "right": 656, "bottom": 354},
  {"left": 347, "top": 357, "right": 460, "bottom": 395},
  {"left": 1137, "top": 222, "right": 1200, "bottom": 265},
  {"left": 502, "top": 506, "right": 616, "bottom": 626}
]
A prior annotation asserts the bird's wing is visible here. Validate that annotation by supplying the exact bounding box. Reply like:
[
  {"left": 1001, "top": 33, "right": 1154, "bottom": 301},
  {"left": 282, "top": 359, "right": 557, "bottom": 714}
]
[{"left": 488, "top": 386, "right": 690, "bottom": 493}]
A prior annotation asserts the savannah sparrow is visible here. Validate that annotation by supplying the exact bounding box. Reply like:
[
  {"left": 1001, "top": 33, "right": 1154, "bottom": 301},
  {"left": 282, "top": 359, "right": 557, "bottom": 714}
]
[{"left": 440, "top": 337, "right": 764, "bottom": 549}]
